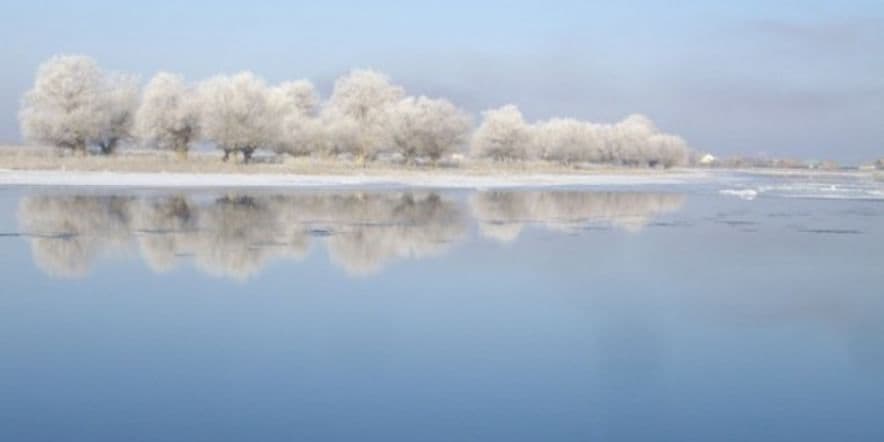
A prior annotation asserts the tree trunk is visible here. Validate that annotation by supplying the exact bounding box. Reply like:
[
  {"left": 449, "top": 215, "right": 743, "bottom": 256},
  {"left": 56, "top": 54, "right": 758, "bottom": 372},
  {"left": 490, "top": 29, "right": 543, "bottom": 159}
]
[
  {"left": 175, "top": 149, "right": 188, "bottom": 161},
  {"left": 99, "top": 138, "right": 118, "bottom": 155},
  {"left": 222, "top": 149, "right": 231, "bottom": 162},
  {"left": 242, "top": 147, "right": 255, "bottom": 163}
]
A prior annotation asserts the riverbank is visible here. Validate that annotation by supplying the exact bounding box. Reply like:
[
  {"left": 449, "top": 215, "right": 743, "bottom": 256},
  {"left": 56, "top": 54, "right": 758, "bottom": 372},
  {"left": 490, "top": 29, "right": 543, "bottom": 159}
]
[
  {"left": 0, "top": 146, "right": 711, "bottom": 188},
  {"left": 2, "top": 146, "right": 878, "bottom": 189},
  {"left": 0, "top": 168, "right": 713, "bottom": 189}
]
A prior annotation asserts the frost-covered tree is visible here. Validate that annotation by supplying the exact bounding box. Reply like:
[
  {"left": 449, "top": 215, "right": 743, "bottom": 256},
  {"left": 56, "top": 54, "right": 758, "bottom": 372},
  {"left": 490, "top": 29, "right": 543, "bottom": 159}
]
[
  {"left": 606, "top": 114, "right": 690, "bottom": 167},
  {"left": 93, "top": 72, "right": 139, "bottom": 154},
  {"left": 271, "top": 80, "right": 319, "bottom": 117},
  {"left": 19, "top": 55, "right": 106, "bottom": 154},
  {"left": 609, "top": 114, "right": 656, "bottom": 166},
  {"left": 315, "top": 113, "right": 359, "bottom": 157},
  {"left": 323, "top": 69, "right": 405, "bottom": 161},
  {"left": 647, "top": 134, "right": 689, "bottom": 168},
  {"left": 277, "top": 115, "right": 325, "bottom": 158},
  {"left": 531, "top": 113, "right": 689, "bottom": 167},
  {"left": 19, "top": 55, "right": 139, "bottom": 155},
  {"left": 135, "top": 72, "right": 200, "bottom": 158},
  {"left": 471, "top": 105, "right": 534, "bottom": 161},
  {"left": 535, "top": 118, "right": 597, "bottom": 164},
  {"left": 390, "top": 96, "right": 472, "bottom": 162},
  {"left": 198, "top": 72, "right": 274, "bottom": 162},
  {"left": 269, "top": 80, "right": 321, "bottom": 157}
]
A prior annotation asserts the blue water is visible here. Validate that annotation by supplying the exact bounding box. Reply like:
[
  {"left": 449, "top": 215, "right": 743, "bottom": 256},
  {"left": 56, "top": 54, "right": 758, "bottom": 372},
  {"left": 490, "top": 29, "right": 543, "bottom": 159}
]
[{"left": 1, "top": 175, "right": 883, "bottom": 441}]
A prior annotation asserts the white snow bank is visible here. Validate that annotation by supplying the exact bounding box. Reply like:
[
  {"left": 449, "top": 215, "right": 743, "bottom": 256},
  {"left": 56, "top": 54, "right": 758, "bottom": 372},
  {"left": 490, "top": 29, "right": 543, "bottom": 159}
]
[{"left": 0, "top": 169, "right": 709, "bottom": 189}]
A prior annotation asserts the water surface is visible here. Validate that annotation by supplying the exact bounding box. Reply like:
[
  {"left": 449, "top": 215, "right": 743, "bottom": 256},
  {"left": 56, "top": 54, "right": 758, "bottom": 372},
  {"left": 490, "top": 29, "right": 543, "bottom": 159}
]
[{"left": 1, "top": 174, "right": 883, "bottom": 441}]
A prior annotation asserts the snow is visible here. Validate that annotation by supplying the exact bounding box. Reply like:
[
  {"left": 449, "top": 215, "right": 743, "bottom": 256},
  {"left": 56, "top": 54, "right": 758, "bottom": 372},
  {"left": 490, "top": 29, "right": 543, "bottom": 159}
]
[
  {"left": 0, "top": 169, "right": 709, "bottom": 189},
  {"left": 720, "top": 189, "right": 758, "bottom": 200}
]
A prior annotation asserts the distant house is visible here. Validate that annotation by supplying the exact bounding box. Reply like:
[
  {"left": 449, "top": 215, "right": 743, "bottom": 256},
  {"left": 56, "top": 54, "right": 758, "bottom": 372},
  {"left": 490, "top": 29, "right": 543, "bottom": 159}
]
[{"left": 698, "top": 154, "right": 717, "bottom": 166}]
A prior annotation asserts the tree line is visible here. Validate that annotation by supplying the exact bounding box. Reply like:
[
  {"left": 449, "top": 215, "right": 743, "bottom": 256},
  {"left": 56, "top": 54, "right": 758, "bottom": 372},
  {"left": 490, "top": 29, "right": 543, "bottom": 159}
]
[{"left": 19, "top": 55, "right": 691, "bottom": 167}]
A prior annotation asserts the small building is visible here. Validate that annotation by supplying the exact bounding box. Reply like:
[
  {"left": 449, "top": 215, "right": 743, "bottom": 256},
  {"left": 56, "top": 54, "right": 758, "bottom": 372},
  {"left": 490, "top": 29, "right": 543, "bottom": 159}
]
[{"left": 698, "top": 154, "right": 717, "bottom": 166}]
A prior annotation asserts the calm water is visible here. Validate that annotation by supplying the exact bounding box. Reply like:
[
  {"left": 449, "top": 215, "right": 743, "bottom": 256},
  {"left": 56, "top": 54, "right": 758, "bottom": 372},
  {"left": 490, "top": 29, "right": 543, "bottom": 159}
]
[{"left": 1, "top": 173, "right": 884, "bottom": 441}]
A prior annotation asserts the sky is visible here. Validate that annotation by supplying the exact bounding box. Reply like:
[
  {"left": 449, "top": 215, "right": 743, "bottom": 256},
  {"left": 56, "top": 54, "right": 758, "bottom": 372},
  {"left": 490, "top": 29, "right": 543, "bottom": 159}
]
[{"left": 1, "top": 0, "right": 882, "bottom": 163}]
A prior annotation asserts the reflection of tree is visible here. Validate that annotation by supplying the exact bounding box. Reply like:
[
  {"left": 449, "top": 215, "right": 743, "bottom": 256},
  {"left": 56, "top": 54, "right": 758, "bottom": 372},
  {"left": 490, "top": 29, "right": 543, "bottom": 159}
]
[
  {"left": 18, "top": 195, "right": 133, "bottom": 278},
  {"left": 19, "top": 190, "right": 685, "bottom": 279},
  {"left": 193, "top": 196, "right": 310, "bottom": 280},
  {"left": 468, "top": 192, "right": 533, "bottom": 243},
  {"left": 129, "top": 196, "right": 197, "bottom": 273},
  {"left": 323, "top": 193, "right": 466, "bottom": 275},
  {"left": 470, "top": 191, "right": 685, "bottom": 242},
  {"left": 18, "top": 191, "right": 465, "bottom": 279}
]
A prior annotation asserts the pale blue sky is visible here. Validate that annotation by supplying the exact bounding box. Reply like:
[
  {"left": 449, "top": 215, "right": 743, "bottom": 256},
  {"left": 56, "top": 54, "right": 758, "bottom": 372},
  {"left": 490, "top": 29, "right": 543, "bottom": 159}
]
[{"left": 2, "top": 0, "right": 883, "bottom": 162}]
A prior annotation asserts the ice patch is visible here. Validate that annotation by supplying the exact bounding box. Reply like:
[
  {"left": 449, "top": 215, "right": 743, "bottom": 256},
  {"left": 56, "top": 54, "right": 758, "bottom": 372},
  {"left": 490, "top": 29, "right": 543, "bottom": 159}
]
[
  {"left": 728, "top": 175, "right": 884, "bottom": 201},
  {"left": 759, "top": 182, "right": 884, "bottom": 200},
  {"left": 720, "top": 189, "right": 758, "bottom": 200}
]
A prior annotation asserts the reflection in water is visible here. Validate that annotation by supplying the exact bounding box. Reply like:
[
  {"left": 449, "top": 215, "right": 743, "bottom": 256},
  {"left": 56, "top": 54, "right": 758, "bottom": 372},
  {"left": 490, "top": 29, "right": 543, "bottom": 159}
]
[
  {"left": 7, "top": 185, "right": 884, "bottom": 442},
  {"left": 18, "top": 190, "right": 683, "bottom": 279},
  {"left": 133, "top": 195, "right": 312, "bottom": 279},
  {"left": 18, "top": 196, "right": 135, "bottom": 278},
  {"left": 321, "top": 193, "right": 466, "bottom": 275},
  {"left": 470, "top": 191, "right": 685, "bottom": 242}
]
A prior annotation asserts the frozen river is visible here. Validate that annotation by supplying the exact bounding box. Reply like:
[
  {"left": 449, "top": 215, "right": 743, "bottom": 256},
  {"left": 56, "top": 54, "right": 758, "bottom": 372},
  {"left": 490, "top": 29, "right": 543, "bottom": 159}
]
[{"left": 1, "top": 171, "right": 883, "bottom": 441}]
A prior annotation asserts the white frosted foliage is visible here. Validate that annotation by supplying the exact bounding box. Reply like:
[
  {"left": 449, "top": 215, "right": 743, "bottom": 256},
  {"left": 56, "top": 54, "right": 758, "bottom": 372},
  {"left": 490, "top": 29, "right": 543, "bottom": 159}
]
[{"left": 135, "top": 72, "right": 200, "bottom": 156}]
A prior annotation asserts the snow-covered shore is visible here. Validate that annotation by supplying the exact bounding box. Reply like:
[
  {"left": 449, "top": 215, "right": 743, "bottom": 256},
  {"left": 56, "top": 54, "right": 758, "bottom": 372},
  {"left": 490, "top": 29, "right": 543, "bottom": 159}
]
[{"left": 0, "top": 168, "right": 710, "bottom": 189}]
